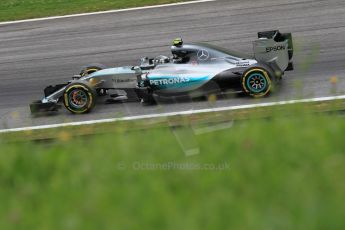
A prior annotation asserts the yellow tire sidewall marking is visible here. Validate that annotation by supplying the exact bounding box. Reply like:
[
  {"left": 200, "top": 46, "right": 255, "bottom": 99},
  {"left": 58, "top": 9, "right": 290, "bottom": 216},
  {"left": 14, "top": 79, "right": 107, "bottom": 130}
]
[
  {"left": 242, "top": 68, "right": 271, "bottom": 97},
  {"left": 64, "top": 84, "right": 93, "bottom": 114},
  {"left": 81, "top": 68, "right": 100, "bottom": 77}
]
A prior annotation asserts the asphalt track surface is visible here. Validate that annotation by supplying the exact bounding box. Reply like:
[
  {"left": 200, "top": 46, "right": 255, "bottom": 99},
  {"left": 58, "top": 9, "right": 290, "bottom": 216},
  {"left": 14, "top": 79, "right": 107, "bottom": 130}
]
[{"left": 0, "top": 0, "right": 344, "bottom": 130}]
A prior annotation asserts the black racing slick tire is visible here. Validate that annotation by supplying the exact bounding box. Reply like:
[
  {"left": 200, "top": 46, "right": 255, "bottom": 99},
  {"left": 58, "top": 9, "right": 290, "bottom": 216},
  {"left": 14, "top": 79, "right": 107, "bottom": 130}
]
[
  {"left": 63, "top": 82, "right": 96, "bottom": 114},
  {"left": 80, "top": 63, "right": 106, "bottom": 77},
  {"left": 242, "top": 67, "right": 272, "bottom": 98}
]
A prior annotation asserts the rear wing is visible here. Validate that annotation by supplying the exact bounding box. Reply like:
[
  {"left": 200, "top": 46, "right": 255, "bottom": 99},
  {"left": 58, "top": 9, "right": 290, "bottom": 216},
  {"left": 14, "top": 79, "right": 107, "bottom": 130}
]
[{"left": 253, "top": 30, "right": 293, "bottom": 74}]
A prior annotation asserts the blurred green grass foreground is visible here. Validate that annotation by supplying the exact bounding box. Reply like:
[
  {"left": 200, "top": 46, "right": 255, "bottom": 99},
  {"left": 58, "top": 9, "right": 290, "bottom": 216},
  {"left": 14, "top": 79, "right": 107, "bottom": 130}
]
[
  {"left": 0, "top": 113, "right": 344, "bottom": 229},
  {"left": 0, "top": 0, "right": 189, "bottom": 22}
]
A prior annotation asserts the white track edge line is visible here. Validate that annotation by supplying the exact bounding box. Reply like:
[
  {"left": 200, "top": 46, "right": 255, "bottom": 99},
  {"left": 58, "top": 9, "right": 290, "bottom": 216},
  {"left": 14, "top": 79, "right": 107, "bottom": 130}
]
[
  {"left": 0, "top": 0, "right": 216, "bottom": 26},
  {"left": 1, "top": 95, "right": 344, "bottom": 134}
]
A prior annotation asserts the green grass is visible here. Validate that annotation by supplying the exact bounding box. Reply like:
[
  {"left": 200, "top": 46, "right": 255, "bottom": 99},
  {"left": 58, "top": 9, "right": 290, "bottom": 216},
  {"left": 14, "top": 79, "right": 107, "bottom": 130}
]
[
  {"left": 0, "top": 113, "right": 345, "bottom": 229},
  {"left": 0, "top": 0, "right": 189, "bottom": 22}
]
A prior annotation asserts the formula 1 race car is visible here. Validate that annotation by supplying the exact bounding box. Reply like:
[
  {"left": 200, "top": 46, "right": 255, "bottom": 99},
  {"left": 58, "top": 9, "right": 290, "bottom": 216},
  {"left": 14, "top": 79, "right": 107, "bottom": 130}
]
[{"left": 30, "top": 30, "right": 293, "bottom": 114}]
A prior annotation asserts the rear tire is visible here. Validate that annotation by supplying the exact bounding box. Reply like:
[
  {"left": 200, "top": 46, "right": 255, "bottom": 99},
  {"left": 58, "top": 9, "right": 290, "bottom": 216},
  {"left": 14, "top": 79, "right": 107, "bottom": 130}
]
[
  {"left": 63, "top": 82, "right": 96, "bottom": 114},
  {"left": 242, "top": 68, "right": 272, "bottom": 97}
]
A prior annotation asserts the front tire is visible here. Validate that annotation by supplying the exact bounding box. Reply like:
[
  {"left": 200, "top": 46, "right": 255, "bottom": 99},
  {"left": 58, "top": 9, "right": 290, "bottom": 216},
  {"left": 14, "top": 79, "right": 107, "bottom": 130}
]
[
  {"left": 63, "top": 82, "right": 96, "bottom": 114},
  {"left": 80, "top": 63, "right": 106, "bottom": 77},
  {"left": 242, "top": 68, "right": 272, "bottom": 97}
]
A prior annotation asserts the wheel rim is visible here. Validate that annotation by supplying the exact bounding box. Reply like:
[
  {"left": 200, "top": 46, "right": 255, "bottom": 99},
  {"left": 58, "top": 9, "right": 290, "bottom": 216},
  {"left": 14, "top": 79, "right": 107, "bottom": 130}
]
[
  {"left": 246, "top": 73, "right": 267, "bottom": 93},
  {"left": 68, "top": 89, "right": 88, "bottom": 108}
]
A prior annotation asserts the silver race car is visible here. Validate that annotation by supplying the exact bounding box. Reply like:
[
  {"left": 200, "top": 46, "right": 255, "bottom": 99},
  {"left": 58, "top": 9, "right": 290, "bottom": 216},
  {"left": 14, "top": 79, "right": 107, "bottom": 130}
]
[{"left": 30, "top": 30, "right": 293, "bottom": 114}]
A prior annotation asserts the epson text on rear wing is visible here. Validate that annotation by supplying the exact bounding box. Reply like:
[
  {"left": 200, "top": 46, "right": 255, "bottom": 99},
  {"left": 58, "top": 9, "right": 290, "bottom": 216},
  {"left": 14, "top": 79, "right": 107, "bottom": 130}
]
[{"left": 253, "top": 30, "right": 293, "bottom": 76}]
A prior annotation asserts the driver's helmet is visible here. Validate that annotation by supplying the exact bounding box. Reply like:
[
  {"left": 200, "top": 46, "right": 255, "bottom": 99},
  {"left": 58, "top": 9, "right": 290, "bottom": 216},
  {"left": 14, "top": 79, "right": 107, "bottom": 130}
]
[{"left": 172, "top": 38, "right": 183, "bottom": 47}]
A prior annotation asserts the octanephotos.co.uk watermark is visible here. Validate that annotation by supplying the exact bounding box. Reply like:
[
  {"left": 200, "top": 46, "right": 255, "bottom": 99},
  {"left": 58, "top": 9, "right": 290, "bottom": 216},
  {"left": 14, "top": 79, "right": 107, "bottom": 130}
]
[{"left": 117, "top": 161, "right": 230, "bottom": 171}]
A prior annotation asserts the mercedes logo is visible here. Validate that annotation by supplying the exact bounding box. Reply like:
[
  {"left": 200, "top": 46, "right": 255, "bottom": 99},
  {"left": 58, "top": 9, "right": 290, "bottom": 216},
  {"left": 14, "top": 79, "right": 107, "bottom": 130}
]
[{"left": 197, "top": 49, "right": 210, "bottom": 61}]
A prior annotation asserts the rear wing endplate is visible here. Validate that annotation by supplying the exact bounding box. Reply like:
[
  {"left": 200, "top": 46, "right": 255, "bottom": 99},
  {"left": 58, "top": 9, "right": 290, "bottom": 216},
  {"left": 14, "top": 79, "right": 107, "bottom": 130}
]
[{"left": 253, "top": 30, "right": 293, "bottom": 73}]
